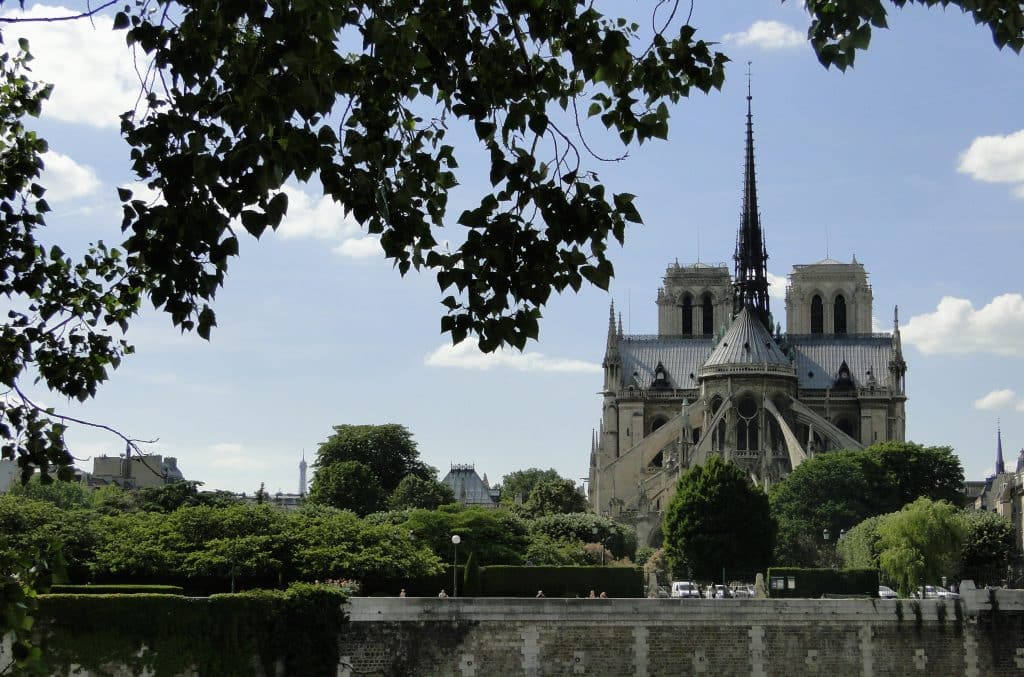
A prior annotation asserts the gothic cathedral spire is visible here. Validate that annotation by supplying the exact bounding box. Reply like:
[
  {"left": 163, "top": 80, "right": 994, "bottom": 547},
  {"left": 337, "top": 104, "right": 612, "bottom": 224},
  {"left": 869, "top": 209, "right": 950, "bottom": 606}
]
[
  {"left": 733, "top": 65, "right": 771, "bottom": 331},
  {"left": 996, "top": 421, "right": 1006, "bottom": 475}
]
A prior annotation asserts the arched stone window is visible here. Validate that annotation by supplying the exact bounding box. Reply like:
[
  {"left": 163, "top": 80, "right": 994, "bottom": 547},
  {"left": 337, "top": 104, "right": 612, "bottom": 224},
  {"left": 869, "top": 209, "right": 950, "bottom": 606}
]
[
  {"left": 701, "top": 294, "right": 714, "bottom": 336},
  {"left": 715, "top": 421, "right": 726, "bottom": 451},
  {"left": 834, "top": 294, "right": 847, "bottom": 334},
  {"left": 735, "top": 395, "right": 759, "bottom": 451},
  {"left": 651, "top": 417, "right": 668, "bottom": 433},
  {"left": 681, "top": 294, "right": 693, "bottom": 335},
  {"left": 810, "top": 294, "right": 823, "bottom": 334}
]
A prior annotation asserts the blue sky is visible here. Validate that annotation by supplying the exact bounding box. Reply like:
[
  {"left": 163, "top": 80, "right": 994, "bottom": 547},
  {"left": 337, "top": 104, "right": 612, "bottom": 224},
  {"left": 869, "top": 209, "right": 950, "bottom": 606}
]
[{"left": 3, "top": 2, "right": 1023, "bottom": 494}]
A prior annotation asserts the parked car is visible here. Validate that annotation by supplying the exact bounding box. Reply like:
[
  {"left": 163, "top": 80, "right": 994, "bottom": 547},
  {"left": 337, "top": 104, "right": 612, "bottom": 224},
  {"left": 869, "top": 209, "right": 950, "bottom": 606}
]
[
  {"left": 710, "top": 584, "right": 733, "bottom": 599},
  {"left": 913, "top": 585, "right": 961, "bottom": 600},
  {"left": 670, "top": 581, "right": 700, "bottom": 599},
  {"left": 878, "top": 585, "right": 898, "bottom": 599},
  {"left": 731, "top": 584, "right": 756, "bottom": 598}
]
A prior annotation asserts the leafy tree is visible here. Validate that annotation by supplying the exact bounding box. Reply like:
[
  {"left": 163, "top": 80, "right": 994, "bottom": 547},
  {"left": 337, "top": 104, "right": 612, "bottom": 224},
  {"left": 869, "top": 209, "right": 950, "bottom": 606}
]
[
  {"left": 373, "top": 505, "right": 530, "bottom": 566},
  {"left": 523, "top": 533, "right": 589, "bottom": 567},
  {"left": 0, "top": 494, "right": 95, "bottom": 582},
  {"left": 89, "top": 485, "right": 137, "bottom": 515},
  {"left": 499, "top": 468, "right": 563, "bottom": 505},
  {"left": 836, "top": 515, "right": 885, "bottom": 570},
  {"left": 289, "top": 507, "right": 442, "bottom": 581},
  {"left": 663, "top": 456, "right": 775, "bottom": 581},
  {"left": 132, "top": 480, "right": 239, "bottom": 513},
  {"left": 3, "top": 1, "right": 1023, "bottom": 478},
  {"left": 314, "top": 425, "right": 431, "bottom": 493},
  {"left": 90, "top": 511, "right": 187, "bottom": 580},
  {"left": 865, "top": 442, "right": 964, "bottom": 509},
  {"left": 957, "top": 510, "right": 1019, "bottom": 587},
  {"left": 8, "top": 476, "right": 91, "bottom": 511},
  {"left": 528, "top": 512, "right": 636, "bottom": 560},
  {"left": 307, "top": 460, "right": 387, "bottom": 516},
  {"left": 183, "top": 535, "right": 284, "bottom": 592},
  {"left": 389, "top": 474, "right": 455, "bottom": 511},
  {"left": 770, "top": 443, "right": 965, "bottom": 566},
  {"left": 876, "top": 498, "right": 966, "bottom": 596},
  {"left": 517, "top": 478, "right": 587, "bottom": 518},
  {"left": 770, "top": 451, "right": 879, "bottom": 566}
]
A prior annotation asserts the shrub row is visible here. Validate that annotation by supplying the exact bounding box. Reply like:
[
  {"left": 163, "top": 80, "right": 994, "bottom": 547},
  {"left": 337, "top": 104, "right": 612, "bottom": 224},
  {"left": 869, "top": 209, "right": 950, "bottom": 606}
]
[
  {"left": 766, "top": 567, "right": 878, "bottom": 598},
  {"left": 48, "top": 584, "right": 184, "bottom": 595},
  {"left": 35, "top": 584, "right": 348, "bottom": 677}
]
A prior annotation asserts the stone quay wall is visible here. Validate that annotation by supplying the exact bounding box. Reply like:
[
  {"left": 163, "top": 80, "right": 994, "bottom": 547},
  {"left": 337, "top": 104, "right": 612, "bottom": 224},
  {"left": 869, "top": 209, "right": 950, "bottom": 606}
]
[{"left": 341, "top": 587, "right": 1024, "bottom": 676}]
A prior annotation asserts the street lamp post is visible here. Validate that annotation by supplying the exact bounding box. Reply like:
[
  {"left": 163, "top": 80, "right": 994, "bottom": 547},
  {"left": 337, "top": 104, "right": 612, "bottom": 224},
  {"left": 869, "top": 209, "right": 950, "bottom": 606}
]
[{"left": 451, "top": 534, "right": 461, "bottom": 597}]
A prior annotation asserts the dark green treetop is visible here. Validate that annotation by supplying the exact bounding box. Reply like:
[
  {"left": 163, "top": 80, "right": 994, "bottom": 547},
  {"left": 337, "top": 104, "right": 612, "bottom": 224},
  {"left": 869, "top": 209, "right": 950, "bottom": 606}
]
[{"left": 663, "top": 455, "right": 775, "bottom": 581}]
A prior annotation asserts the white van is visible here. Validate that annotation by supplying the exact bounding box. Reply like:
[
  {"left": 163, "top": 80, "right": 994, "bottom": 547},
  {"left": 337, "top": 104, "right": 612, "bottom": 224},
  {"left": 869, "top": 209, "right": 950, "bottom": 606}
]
[{"left": 670, "top": 581, "right": 700, "bottom": 598}]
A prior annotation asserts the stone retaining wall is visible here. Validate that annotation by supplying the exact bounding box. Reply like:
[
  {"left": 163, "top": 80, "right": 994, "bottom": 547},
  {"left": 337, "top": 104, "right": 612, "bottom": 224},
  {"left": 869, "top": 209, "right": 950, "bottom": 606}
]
[{"left": 341, "top": 587, "right": 1024, "bottom": 676}]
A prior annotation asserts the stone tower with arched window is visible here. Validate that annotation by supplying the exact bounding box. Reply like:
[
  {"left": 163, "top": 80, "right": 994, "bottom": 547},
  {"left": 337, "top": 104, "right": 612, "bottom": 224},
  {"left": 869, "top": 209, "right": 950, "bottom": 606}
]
[
  {"left": 587, "top": 92, "right": 908, "bottom": 545},
  {"left": 656, "top": 263, "right": 733, "bottom": 337},
  {"left": 785, "top": 259, "right": 873, "bottom": 335}
]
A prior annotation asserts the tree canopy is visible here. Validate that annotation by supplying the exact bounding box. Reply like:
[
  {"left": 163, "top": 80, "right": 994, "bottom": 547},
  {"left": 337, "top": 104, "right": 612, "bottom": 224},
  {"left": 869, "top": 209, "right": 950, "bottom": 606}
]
[
  {"left": 307, "top": 460, "right": 387, "bottom": 516},
  {"left": 2, "top": 1, "right": 1022, "bottom": 479},
  {"left": 769, "top": 442, "right": 964, "bottom": 566},
  {"left": 957, "top": 509, "right": 1019, "bottom": 587},
  {"left": 498, "top": 468, "right": 563, "bottom": 505},
  {"left": 314, "top": 424, "right": 431, "bottom": 494},
  {"left": 839, "top": 507, "right": 1020, "bottom": 589},
  {"left": 516, "top": 478, "right": 587, "bottom": 518},
  {"left": 388, "top": 474, "right": 455, "bottom": 511},
  {"left": 876, "top": 497, "right": 965, "bottom": 596},
  {"left": 663, "top": 455, "right": 775, "bottom": 581}
]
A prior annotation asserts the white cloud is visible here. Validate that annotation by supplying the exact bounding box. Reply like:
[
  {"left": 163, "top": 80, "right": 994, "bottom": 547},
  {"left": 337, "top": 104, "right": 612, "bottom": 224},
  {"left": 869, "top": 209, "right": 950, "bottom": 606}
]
[
  {"left": 208, "top": 442, "right": 270, "bottom": 469},
  {"left": 958, "top": 130, "right": 1024, "bottom": 198},
  {"left": 41, "top": 151, "right": 100, "bottom": 201},
  {"left": 902, "top": 294, "right": 1024, "bottom": 356},
  {"left": 973, "top": 389, "right": 1018, "bottom": 411},
  {"left": 766, "top": 272, "right": 787, "bottom": 301},
  {"left": 277, "top": 185, "right": 361, "bottom": 240},
  {"left": 723, "top": 21, "right": 805, "bottom": 50},
  {"left": 0, "top": 5, "right": 141, "bottom": 128},
  {"left": 333, "top": 236, "right": 382, "bottom": 259},
  {"left": 425, "top": 340, "right": 601, "bottom": 373}
]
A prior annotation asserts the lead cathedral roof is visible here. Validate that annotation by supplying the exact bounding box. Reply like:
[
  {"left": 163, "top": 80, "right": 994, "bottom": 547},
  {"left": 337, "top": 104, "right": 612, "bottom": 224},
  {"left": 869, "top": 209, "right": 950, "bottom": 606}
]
[{"left": 616, "top": 331, "right": 892, "bottom": 391}]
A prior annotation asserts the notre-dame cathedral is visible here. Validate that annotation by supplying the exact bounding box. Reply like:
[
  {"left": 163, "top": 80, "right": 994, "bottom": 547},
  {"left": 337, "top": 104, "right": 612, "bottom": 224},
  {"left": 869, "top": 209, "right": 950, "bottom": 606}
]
[{"left": 587, "top": 91, "right": 908, "bottom": 544}]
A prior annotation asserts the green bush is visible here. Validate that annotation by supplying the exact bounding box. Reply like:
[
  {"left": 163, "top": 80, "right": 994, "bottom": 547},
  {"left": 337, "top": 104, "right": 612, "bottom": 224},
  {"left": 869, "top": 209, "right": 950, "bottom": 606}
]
[
  {"left": 35, "top": 584, "right": 348, "bottom": 676},
  {"left": 479, "top": 566, "right": 643, "bottom": 598},
  {"left": 47, "top": 584, "right": 184, "bottom": 595},
  {"left": 766, "top": 567, "right": 878, "bottom": 598}
]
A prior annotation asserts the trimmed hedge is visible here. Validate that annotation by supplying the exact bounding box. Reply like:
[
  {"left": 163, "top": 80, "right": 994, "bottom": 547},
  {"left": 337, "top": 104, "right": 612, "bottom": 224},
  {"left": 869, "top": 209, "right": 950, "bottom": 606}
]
[
  {"left": 35, "top": 584, "right": 348, "bottom": 676},
  {"left": 479, "top": 566, "right": 644, "bottom": 598},
  {"left": 48, "top": 584, "right": 184, "bottom": 595},
  {"left": 766, "top": 567, "right": 878, "bottom": 598}
]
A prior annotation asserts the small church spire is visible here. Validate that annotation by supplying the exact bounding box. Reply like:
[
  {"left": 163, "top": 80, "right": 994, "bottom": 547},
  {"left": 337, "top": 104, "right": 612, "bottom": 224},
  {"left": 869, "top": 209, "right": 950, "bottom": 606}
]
[
  {"left": 996, "top": 421, "right": 1006, "bottom": 475},
  {"left": 606, "top": 300, "right": 617, "bottom": 343},
  {"left": 298, "top": 450, "right": 308, "bottom": 497},
  {"left": 733, "top": 62, "right": 771, "bottom": 331}
]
